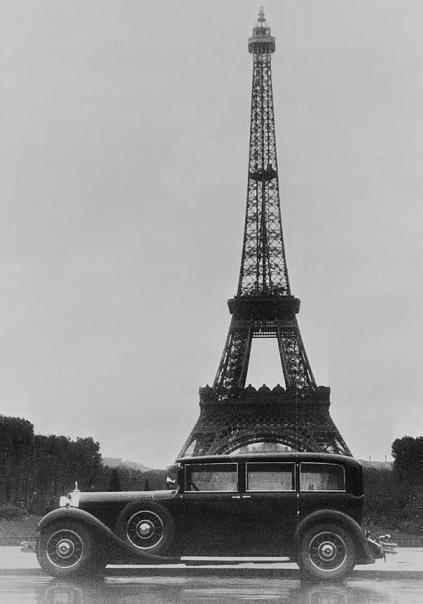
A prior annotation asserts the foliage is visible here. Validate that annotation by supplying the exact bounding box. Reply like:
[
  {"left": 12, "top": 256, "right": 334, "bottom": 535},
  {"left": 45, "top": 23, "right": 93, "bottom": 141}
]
[
  {"left": 0, "top": 515, "right": 41, "bottom": 546},
  {"left": 32, "top": 435, "right": 102, "bottom": 513},
  {"left": 0, "top": 415, "right": 34, "bottom": 506},
  {"left": 108, "top": 468, "right": 121, "bottom": 492},
  {"left": 363, "top": 436, "right": 423, "bottom": 538},
  {"left": 0, "top": 413, "right": 167, "bottom": 515},
  {"left": 392, "top": 435, "right": 423, "bottom": 485},
  {"left": 0, "top": 504, "right": 27, "bottom": 521},
  {"left": 0, "top": 415, "right": 103, "bottom": 514}
]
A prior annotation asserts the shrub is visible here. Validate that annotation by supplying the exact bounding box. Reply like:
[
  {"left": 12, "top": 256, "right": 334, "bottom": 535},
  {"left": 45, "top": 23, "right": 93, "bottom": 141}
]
[{"left": 0, "top": 504, "right": 27, "bottom": 521}]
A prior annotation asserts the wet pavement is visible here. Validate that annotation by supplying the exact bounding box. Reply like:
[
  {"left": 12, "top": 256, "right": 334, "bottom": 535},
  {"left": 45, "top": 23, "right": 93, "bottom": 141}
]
[
  {"left": 0, "top": 548, "right": 421, "bottom": 603},
  {"left": 0, "top": 575, "right": 423, "bottom": 603}
]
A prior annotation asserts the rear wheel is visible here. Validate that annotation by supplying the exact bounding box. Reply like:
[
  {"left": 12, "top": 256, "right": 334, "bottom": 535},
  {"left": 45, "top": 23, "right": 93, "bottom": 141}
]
[
  {"left": 298, "top": 523, "right": 356, "bottom": 582},
  {"left": 37, "top": 520, "right": 107, "bottom": 578}
]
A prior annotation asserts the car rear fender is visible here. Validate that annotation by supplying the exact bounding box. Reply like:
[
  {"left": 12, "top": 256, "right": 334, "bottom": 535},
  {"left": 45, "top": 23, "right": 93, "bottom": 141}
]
[
  {"left": 294, "top": 509, "right": 374, "bottom": 565},
  {"left": 37, "top": 507, "right": 181, "bottom": 564}
]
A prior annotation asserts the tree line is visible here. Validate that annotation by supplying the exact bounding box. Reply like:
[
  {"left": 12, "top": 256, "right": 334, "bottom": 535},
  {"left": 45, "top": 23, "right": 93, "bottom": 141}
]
[{"left": 0, "top": 415, "right": 166, "bottom": 515}]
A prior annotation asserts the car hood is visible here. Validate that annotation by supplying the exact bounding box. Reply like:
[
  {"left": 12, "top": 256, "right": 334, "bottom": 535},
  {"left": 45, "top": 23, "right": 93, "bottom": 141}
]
[{"left": 76, "top": 489, "right": 178, "bottom": 506}]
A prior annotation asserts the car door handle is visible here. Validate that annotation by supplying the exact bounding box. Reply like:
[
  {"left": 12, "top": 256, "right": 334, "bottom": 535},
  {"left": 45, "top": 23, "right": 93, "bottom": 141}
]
[
  {"left": 242, "top": 495, "right": 251, "bottom": 499},
  {"left": 231, "top": 495, "right": 241, "bottom": 499}
]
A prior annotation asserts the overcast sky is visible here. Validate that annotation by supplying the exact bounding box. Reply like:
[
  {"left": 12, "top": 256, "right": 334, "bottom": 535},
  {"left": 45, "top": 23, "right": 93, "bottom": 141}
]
[{"left": 0, "top": 0, "right": 422, "bottom": 468}]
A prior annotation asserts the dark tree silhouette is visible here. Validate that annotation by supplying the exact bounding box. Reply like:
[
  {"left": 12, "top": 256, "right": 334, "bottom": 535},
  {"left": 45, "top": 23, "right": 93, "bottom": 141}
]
[
  {"left": 109, "top": 468, "right": 121, "bottom": 492},
  {"left": 392, "top": 435, "right": 423, "bottom": 485},
  {"left": 0, "top": 416, "right": 34, "bottom": 506}
]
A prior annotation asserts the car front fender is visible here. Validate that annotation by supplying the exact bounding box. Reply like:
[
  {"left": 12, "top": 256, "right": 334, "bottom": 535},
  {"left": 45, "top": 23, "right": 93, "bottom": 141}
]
[
  {"left": 37, "top": 507, "right": 181, "bottom": 564},
  {"left": 294, "top": 509, "right": 374, "bottom": 565}
]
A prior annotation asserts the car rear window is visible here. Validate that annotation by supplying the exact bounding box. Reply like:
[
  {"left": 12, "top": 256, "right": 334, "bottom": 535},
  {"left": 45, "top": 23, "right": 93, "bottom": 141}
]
[
  {"left": 246, "top": 462, "right": 295, "bottom": 491},
  {"left": 300, "top": 463, "right": 345, "bottom": 491},
  {"left": 185, "top": 463, "right": 238, "bottom": 492}
]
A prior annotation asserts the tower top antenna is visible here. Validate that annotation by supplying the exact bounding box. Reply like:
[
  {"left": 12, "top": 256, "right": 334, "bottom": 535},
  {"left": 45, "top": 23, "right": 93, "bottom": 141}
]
[{"left": 249, "top": 6, "right": 275, "bottom": 53}]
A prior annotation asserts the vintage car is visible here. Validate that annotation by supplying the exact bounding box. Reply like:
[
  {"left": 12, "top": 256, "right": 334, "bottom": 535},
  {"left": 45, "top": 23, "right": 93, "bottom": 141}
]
[{"left": 36, "top": 452, "right": 394, "bottom": 581}]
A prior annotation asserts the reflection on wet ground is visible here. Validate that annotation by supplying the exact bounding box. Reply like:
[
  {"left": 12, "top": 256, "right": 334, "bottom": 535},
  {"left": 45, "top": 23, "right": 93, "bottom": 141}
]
[{"left": 0, "top": 576, "right": 422, "bottom": 604}]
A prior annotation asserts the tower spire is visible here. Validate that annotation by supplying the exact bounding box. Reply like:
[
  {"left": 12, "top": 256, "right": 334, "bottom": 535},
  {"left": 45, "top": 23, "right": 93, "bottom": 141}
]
[
  {"left": 178, "top": 13, "right": 351, "bottom": 459},
  {"left": 240, "top": 5, "right": 287, "bottom": 296}
]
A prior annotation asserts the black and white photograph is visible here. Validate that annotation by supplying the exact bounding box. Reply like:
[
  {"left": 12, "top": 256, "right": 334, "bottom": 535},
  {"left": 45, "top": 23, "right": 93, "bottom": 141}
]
[{"left": 0, "top": 1, "right": 422, "bottom": 602}]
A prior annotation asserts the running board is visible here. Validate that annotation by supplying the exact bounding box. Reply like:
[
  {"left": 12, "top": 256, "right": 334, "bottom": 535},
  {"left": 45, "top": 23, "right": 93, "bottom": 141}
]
[{"left": 179, "top": 556, "right": 292, "bottom": 565}]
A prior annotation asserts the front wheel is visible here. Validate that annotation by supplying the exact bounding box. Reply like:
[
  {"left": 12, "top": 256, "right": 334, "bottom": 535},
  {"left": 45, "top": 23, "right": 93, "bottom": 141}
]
[
  {"left": 37, "top": 520, "right": 107, "bottom": 578},
  {"left": 298, "top": 523, "right": 356, "bottom": 582}
]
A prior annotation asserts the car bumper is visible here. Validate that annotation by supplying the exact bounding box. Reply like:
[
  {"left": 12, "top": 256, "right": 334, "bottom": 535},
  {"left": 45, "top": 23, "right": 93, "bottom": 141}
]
[{"left": 366, "top": 535, "right": 397, "bottom": 559}]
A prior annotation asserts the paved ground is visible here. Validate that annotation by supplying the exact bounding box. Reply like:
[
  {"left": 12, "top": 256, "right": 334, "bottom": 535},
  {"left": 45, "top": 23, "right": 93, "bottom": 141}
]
[{"left": 0, "top": 575, "right": 423, "bottom": 603}]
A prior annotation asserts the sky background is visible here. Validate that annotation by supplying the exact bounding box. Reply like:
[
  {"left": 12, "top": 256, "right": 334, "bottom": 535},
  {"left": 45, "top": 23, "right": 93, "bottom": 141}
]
[{"left": 0, "top": 0, "right": 422, "bottom": 468}]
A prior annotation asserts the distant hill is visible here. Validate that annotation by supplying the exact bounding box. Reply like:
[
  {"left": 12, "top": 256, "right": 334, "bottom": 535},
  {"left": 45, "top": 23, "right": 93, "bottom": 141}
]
[{"left": 102, "top": 457, "right": 154, "bottom": 471}]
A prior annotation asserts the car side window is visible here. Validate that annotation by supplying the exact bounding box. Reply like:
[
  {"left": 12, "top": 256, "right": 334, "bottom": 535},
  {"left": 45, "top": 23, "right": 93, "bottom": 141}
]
[
  {"left": 300, "top": 463, "right": 345, "bottom": 491},
  {"left": 246, "top": 462, "right": 295, "bottom": 492},
  {"left": 185, "top": 463, "right": 238, "bottom": 492}
]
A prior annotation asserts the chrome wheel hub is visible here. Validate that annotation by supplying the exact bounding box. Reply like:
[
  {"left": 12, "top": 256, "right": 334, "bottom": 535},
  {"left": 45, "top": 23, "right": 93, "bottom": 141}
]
[
  {"left": 56, "top": 538, "right": 75, "bottom": 559},
  {"left": 137, "top": 521, "right": 154, "bottom": 538},
  {"left": 318, "top": 541, "right": 336, "bottom": 561}
]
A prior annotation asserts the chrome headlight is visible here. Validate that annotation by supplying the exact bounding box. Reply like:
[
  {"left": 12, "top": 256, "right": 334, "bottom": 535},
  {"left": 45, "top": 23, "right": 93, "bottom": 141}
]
[{"left": 59, "top": 483, "right": 80, "bottom": 508}]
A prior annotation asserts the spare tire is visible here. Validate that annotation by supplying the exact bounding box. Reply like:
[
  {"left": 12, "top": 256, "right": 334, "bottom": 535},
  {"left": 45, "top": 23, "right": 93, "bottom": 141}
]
[{"left": 115, "top": 500, "right": 175, "bottom": 555}]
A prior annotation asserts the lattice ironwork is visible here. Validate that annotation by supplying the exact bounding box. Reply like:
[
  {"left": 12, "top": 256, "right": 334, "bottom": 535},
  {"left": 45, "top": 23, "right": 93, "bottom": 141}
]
[
  {"left": 212, "top": 299, "right": 316, "bottom": 394},
  {"left": 178, "top": 9, "right": 351, "bottom": 459},
  {"left": 238, "top": 14, "right": 289, "bottom": 297},
  {"left": 180, "top": 386, "right": 350, "bottom": 458}
]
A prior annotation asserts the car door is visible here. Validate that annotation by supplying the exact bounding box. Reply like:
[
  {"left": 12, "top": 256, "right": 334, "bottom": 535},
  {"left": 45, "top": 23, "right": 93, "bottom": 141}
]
[
  {"left": 180, "top": 461, "right": 243, "bottom": 556},
  {"left": 239, "top": 461, "right": 298, "bottom": 556}
]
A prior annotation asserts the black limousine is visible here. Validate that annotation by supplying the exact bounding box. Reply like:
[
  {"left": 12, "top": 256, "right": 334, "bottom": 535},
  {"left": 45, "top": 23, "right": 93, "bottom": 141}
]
[{"left": 36, "top": 452, "right": 395, "bottom": 581}]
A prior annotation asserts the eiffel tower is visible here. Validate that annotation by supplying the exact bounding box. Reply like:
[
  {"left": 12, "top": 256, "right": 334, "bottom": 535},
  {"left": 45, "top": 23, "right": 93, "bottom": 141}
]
[{"left": 178, "top": 8, "right": 351, "bottom": 458}]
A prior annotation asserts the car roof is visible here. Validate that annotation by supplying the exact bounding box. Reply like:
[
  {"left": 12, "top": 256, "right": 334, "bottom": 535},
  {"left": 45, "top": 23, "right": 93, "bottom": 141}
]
[{"left": 176, "top": 452, "right": 361, "bottom": 468}]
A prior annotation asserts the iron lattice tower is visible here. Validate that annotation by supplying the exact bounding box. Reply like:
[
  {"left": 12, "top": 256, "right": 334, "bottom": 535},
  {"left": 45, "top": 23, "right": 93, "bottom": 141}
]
[{"left": 179, "top": 9, "right": 351, "bottom": 458}]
